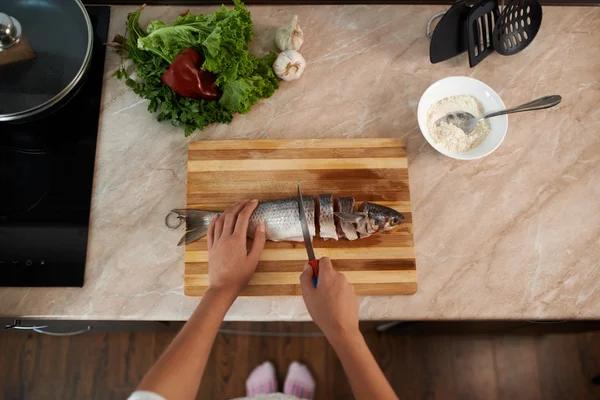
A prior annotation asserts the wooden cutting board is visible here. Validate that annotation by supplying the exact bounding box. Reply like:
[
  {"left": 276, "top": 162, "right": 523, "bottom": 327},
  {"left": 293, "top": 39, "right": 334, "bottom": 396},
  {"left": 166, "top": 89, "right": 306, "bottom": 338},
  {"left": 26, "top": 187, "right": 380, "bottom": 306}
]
[{"left": 184, "top": 139, "right": 417, "bottom": 296}]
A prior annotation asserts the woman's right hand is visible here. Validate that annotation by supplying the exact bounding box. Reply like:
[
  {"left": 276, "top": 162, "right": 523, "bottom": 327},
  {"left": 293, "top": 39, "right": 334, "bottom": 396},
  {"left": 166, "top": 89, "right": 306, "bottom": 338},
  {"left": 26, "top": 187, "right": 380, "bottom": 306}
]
[
  {"left": 300, "top": 257, "right": 360, "bottom": 342},
  {"left": 301, "top": 258, "right": 399, "bottom": 400}
]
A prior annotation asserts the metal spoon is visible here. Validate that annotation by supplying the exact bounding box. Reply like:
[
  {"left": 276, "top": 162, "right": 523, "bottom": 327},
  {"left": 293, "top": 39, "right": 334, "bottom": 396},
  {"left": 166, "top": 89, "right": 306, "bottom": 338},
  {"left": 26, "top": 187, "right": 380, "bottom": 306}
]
[{"left": 435, "top": 95, "right": 562, "bottom": 135}]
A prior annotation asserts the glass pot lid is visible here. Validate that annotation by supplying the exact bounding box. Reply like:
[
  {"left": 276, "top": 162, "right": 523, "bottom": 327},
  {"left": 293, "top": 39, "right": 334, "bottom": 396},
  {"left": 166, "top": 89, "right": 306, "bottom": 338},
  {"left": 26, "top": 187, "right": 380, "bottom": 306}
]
[{"left": 0, "top": 0, "right": 92, "bottom": 121}]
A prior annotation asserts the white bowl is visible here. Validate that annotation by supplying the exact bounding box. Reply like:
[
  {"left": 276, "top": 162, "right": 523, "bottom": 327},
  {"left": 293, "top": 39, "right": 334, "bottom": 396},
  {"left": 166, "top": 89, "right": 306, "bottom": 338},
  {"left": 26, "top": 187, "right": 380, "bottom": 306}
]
[{"left": 417, "top": 76, "right": 508, "bottom": 160}]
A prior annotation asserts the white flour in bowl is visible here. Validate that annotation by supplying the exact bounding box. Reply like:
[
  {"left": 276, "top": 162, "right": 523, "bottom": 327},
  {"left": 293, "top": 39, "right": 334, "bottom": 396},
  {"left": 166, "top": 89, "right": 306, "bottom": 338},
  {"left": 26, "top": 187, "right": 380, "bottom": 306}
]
[{"left": 426, "top": 95, "right": 491, "bottom": 154}]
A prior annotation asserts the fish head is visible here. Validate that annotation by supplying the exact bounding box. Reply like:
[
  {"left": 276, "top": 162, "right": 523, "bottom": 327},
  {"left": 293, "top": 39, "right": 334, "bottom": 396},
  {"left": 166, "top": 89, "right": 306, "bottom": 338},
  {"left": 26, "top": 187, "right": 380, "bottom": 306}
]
[{"left": 359, "top": 202, "right": 404, "bottom": 233}]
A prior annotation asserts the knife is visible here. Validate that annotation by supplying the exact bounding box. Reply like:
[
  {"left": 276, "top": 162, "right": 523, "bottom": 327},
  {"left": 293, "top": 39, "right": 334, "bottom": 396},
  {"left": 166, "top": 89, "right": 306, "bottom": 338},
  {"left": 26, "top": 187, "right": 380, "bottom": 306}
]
[{"left": 297, "top": 185, "right": 318, "bottom": 288}]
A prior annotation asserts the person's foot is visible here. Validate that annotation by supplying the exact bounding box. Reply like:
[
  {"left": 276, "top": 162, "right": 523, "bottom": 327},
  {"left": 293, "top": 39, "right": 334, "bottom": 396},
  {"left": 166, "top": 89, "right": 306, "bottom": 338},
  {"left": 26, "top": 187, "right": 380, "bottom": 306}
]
[
  {"left": 246, "top": 361, "right": 278, "bottom": 396},
  {"left": 283, "top": 361, "right": 315, "bottom": 400}
]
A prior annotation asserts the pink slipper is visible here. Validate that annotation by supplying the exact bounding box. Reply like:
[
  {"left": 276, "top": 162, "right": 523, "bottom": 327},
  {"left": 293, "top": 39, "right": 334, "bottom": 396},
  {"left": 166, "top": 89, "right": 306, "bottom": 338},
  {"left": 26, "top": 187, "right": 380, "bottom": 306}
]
[
  {"left": 283, "top": 361, "right": 315, "bottom": 400},
  {"left": 246, "top": 361, "right": 278, "bottom": 397}
]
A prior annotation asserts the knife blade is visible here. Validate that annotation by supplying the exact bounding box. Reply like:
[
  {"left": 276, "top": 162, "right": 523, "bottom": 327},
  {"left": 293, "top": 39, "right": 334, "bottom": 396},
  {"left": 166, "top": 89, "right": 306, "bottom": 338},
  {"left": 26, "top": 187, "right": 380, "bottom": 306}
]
[{"left": 297, "top": 185, "right": 319, "bottom": 287}]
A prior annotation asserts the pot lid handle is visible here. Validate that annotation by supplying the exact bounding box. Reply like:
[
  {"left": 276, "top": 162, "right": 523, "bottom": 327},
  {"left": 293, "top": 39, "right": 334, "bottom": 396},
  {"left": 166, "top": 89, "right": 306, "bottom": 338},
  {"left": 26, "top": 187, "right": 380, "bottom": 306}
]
[{"left": 0, "top": 13, "right": 22, "bottom": 51}]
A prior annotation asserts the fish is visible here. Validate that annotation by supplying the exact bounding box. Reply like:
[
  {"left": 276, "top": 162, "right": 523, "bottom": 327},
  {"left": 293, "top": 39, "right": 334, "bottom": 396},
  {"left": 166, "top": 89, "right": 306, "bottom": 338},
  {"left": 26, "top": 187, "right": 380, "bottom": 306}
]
[
  {"left": 171, "top": 196, "right": 403, "bottom": 245},
  {"left": 317, "top": 194, "right": 338, "bottom": 241},
  {"left": 335, "top": 197, "right": 358, "bottom": 241}
]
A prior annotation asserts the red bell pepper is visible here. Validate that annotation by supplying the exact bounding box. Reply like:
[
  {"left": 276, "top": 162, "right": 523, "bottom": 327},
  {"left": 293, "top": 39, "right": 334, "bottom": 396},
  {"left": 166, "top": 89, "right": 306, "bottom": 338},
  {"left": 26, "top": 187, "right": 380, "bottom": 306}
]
[{"left": 161, "top": 48, "right": 221, "bottom": 101}]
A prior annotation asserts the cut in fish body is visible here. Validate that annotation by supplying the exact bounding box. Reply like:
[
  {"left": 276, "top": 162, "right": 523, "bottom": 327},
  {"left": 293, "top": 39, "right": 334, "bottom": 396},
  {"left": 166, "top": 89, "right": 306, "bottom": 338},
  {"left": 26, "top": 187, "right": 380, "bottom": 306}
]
[
  {"left": 318, "top": 194, "right": 338, "bottom": 241},
  {"left": 335, "top": 197, "right": 358, "bottom": 241},
  {"left": 172, "top": 195, "right": 403, "bottom": 246}
]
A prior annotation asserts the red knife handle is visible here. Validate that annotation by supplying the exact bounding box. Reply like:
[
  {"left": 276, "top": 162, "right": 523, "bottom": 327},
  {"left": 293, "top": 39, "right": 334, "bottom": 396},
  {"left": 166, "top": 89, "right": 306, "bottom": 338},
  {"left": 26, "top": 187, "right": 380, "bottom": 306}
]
[{"left": 308, "top": 259, "right": 319, "bottom": 288}]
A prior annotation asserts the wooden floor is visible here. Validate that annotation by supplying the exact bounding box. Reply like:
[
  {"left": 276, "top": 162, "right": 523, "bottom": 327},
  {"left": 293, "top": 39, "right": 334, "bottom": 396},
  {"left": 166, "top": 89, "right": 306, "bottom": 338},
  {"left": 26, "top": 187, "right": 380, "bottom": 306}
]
[{"left": 1, "top": 322, "right": 600, "bottom": 400}]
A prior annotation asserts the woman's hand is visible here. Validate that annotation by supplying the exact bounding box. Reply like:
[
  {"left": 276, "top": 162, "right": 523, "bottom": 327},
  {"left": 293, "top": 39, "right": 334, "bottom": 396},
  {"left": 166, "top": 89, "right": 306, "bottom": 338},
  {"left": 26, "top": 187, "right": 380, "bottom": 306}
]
[
  {"left": 207, "top": 200, "right": 266, "bottom": 299},
  {"left": 300, "top": 257, "right": 360, "bottom": 342},
  {"left": 138, "top": 200, "right": 265, "bottom": 399},
  {"left": 301, "top": 259, "right": 398, "bottom": 400}
]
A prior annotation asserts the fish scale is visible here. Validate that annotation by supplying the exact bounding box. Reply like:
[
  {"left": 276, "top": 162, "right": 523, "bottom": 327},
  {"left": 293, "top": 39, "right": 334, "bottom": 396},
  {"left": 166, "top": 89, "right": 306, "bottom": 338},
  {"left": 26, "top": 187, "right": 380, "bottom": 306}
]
[
  {"left": 248, "top": 197, "right": 315, "bottom": 242},
  {"left": 318, "top": 194, "right": 338, "bottom": 240}
]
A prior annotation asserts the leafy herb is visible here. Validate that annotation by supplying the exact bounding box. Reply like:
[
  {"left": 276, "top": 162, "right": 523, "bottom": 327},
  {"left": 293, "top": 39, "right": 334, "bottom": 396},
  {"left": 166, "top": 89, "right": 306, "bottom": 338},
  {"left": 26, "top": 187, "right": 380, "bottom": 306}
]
[
  {"left": 112, "top": 1, "right": 279, "bottom": 136},
  {"left": 219, "top": 52, "right": 279, "bottom": 114}
]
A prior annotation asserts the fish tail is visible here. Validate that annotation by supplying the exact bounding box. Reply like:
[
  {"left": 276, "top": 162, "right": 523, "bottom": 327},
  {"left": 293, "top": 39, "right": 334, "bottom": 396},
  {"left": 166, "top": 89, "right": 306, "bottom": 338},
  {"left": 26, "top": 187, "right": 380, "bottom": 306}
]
[{"left": 171, "top": 209, "right": 220, "bottom": 246}]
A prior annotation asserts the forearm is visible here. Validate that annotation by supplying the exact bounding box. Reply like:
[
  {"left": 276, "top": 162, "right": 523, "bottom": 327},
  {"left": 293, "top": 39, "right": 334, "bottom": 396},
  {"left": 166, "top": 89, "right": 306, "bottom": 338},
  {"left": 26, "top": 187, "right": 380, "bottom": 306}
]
[
  {"left": 329, "top": 329, "right": 398, "bottom": 400},
  {"left": 137, "top": 288, "right": 235, "bottom": 400}
]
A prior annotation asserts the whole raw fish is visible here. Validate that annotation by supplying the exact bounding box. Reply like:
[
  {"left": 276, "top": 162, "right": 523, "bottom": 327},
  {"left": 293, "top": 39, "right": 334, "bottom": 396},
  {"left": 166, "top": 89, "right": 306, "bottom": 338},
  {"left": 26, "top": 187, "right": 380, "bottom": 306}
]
[{"left": 170, "top": 196, "right": 403, "bottom": 245}]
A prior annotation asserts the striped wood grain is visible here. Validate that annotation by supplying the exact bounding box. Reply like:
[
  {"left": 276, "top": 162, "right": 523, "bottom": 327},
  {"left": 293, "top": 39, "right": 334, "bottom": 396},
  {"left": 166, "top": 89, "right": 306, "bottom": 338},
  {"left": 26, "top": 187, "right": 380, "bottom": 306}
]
[{"left": 185, "top": 139, "right": 417, "bottom": 296}]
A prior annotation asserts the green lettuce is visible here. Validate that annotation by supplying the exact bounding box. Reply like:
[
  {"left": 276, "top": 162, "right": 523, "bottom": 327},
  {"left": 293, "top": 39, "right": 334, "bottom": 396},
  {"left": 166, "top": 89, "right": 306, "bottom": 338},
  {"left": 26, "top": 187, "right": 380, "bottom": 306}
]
[
  {"left": 137, "top": 25, "right": 200, "bottom": 63},
  {"left": 219, "top": 52, "right": 279, "bottom": 114}
]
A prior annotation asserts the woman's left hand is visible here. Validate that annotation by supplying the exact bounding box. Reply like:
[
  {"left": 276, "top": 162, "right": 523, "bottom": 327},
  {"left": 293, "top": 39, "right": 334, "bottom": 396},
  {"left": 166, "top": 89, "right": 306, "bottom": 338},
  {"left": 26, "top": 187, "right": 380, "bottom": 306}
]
[{"left": 207, "top": 200, "right": 266, "bottom": 299}]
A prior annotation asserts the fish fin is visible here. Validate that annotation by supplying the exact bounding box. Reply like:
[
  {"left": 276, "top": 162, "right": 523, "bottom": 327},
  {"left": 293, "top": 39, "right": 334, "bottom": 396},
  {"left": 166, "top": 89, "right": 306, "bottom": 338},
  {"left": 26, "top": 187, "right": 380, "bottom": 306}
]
[
  {"left": 178, "top": 229, "right": 204, "bottom": 246},
  {"left": 172, "top": 209, "right": 220, "bottom": 246},
  {"left": 334, "top": 212, "right": 366, "bottom": 224}
]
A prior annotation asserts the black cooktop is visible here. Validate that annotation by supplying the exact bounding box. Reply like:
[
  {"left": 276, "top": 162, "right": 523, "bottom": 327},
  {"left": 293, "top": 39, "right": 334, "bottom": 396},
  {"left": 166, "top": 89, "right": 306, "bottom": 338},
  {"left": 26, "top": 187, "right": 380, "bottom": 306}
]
[{"left": 0, "top": 6, "right": 110, "bottom": 287}]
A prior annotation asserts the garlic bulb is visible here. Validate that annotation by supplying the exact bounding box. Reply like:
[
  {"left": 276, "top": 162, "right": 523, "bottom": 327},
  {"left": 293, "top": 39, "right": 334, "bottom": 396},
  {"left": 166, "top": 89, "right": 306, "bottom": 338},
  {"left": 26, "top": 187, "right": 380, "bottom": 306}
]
[
  {"left": 273, "top": 50, "right": 306, "bottom": 81},
  {"left": 274, "top": 15, "right": 304, "bottom": 52}
]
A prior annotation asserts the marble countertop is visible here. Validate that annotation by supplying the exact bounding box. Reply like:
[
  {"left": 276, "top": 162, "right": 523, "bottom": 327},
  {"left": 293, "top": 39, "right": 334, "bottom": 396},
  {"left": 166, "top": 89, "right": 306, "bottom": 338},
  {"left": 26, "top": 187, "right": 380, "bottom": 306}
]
[{"left": 1, "top": 5, "right": 598, "bottom": 321}]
